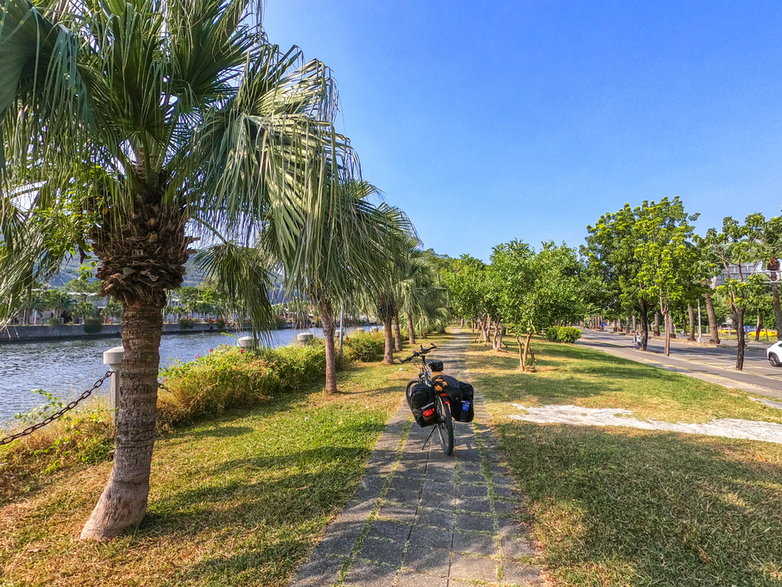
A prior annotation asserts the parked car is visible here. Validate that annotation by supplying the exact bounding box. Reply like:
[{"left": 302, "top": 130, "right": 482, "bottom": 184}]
[{"left": 767, "top": 341, "right": 782, "bottom": 367}]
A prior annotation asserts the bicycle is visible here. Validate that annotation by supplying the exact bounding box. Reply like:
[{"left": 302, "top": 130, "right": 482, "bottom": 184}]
[{"left": 401, "top": 345, "right": 454, "bottom": 455}]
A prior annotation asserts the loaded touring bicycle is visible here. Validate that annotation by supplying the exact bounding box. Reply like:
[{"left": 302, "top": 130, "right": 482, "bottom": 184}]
[{"left": 401, "top": 345, "right": 475, "bottom": 455}]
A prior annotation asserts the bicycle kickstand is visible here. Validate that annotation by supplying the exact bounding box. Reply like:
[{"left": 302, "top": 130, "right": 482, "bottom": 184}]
[{"left": 421, "top": 426, "right": 437, "bottom": 450}]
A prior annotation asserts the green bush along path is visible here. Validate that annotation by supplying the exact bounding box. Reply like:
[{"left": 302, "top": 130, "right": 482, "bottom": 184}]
[{"left": 466, "top": 333, "right": 782, "bottom": 586}]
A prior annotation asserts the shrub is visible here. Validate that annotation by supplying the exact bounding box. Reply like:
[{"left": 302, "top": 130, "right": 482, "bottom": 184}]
[
  {"left": 158, "top": 342, "right": 327, "bottom": 426},
  {"left": 46, "top": 316, "right": 63, "bottom": 327},
  {"left": 343, "top": 331, "right": 384, "bottom": 362},
  {"left": 83, "top": 318, "right": 103, "bottom": 334},
  {"left": 546, "top": 326, "right": 582, "bottom": 343},
  {"left": 0, "top": 398, "right": 114, "bottom": 500},
  {"left": 178, "top": 317, "right": 195, "bottom": 329}
]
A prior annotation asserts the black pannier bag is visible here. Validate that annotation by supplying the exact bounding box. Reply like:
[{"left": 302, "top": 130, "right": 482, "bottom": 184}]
[
  {"left": 456, "top": 382, "right": 475, "bottom": 423},
  {"left": 432, "top": 374, "right": 475, "bottom": 423},
  {"left": 427, "top": 360, "right": 444, "bottom": 372},
  {"left": 409, "top": 383, "right": 437, "bottom": 427}
]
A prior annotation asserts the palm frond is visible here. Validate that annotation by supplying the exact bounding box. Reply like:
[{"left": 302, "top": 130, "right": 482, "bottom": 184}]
[{"left": 193, "top": 242, "right": 277, "bottom": 340}]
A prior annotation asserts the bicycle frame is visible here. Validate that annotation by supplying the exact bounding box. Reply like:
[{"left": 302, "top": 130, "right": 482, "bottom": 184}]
[{"left": 401, "top": 344, "right": 454, "bottom": 454}]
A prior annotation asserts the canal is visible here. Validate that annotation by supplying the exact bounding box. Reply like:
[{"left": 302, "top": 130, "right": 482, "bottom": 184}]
[{"left": 0, "top": 327, "right": 364, "bottom": 425}]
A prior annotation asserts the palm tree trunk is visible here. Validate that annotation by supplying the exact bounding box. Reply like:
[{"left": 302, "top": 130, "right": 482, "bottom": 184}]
[
  {"left": 687, "top": 304, "right": 696, "bottom": 341},
  {"left": 392, "top": 313, "right": 402, "bottom": 352},
  {"left": 407, "top": 313, "right": 416, "bottom": 345},
  {"left": 704, "top": 292, "right": 720, "bottom": 344},
  {"left": 382, "top": 314, "right": 394, "bottom": 364},
  {"left": 81, "top": 299, "right": 163, "bottom": 540},
  {"left": 319, "top": 298, "right": 337, "bottom": 394}
]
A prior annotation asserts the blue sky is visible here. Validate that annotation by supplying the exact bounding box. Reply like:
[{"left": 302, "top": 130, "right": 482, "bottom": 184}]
[{"left": 264, "top": 1, "right": 782, "bottom": 261}]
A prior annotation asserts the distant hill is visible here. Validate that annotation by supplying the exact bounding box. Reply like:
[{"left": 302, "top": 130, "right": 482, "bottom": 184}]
[{"left": 49, "top": 255, "right": 287, "bottom": 302}]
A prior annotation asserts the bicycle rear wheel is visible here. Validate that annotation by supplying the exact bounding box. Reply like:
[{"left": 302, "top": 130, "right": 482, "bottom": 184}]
[{"left": 435, "top": 395, "right": 454, "bottom": 455}]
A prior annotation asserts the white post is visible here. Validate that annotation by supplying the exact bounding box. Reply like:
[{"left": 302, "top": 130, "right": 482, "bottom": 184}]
[
  {"left": 103, "top": 346, "right": 124, "bottom": 421},
  {"left": 237, "top": 336, "right": 254, "bottom": 349}
]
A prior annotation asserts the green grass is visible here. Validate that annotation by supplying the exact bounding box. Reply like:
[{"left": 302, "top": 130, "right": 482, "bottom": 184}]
[
  {"left": 466, "top": 336, "right": 782, "bottom": 586},
  {"left": 0, "top": 357, "right": 416, "bottom": 586},
  {"left": 472, "top": 339, "right": 782, "bottom": 424}
]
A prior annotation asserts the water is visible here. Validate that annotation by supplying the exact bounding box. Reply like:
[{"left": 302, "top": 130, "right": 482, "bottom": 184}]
[{"left": 0, "top": 327, "right": 367, "bottom": 425}]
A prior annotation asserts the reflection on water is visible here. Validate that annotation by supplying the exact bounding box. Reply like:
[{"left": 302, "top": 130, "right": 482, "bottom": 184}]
[{"left": 0, "top": 327, "right": 368, "bottom": 424}]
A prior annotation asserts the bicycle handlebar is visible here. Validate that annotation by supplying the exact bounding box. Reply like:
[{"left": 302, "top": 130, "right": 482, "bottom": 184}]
[{"left": 400, "top": 344, "right": 437, "bottom": 363}]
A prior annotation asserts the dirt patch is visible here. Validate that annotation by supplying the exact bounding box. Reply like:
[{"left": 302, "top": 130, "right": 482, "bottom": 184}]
[{"left": 510, "top": 403, "right": 782, "bottom": 445}]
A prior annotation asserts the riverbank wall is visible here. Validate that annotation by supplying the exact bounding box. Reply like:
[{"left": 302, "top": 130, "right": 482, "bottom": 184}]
[{"left": 0, "top": 324, "right": 243, "bottom": 344}]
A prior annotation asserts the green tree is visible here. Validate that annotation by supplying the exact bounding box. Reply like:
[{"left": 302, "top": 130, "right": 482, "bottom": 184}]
[
  {"left": 1, "top": 0, "right": 346, "bottom": 539},
  {"left": 745, "top": 213, "right": 782, "bottom": 340},
  {"left": 397, "top": 245, "right": 448, "bottom": 345},
  {"left": 705, "top": 216, "right": 766, "bottom": 370},
  {"left": 491, "top": 240, "right": 584, "bottom": 370},
  {"left": 583, "top": 204, "right": 652, "bottom": 348},
  {"left": 633, "top": 197, "right": 700, "bottom": 356}
]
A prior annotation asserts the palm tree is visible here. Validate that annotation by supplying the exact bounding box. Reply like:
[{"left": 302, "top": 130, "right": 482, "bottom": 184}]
[
  {"left": 1, "top": 0, "right": 345, "bottom": 540},
  {"left": 265, "top": 179, "right": 409, "bottom": 392},
  {"left": 396, "top": 244, "right": 447, "bottom": 345}
]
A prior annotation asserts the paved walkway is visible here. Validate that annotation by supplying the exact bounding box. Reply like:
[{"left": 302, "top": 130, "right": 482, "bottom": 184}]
[{"left": 291, "top": 337, "right": 545, "bottom": 587}]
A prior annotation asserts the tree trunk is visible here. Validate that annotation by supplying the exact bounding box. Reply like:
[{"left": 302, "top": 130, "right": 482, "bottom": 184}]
[
  {"left": 522, "top": 332, "right": 535, "bottom": 371},
  {"left": 492, "top": 321, "right": 504, "bottom": 351},
  {"left": 632, "top": 314, "right": 637, "bottom": 333},
  {"left": 407, "top": 313, "right": 416, "bottom": 345},
  {"left": 652, "top": 312, "right": 661, "bottom": 336},
  {"left": 687, "top": 304, "right": 696, "bottom": 341},
  {"left": 704, "top": 292, "right": 720, "bottom": 344},
  {"left": 319, "top": 298, "right": 337, "bottom": 394},
  {"left": 639, "top": 301, "right": 649, "bottom": 351},
  {"left": 392, "top": 313, "right": 402, "bottom": 352},
  {"left": 755, "top": 312, "right": 763, "bottom": 342},
  {"left": 81, "top": 299, "right": 163, "bottom": 540},
  {"left": 516, "top": 335, "right": 525, "bottom": 370},
  {"left": 771, "top": 283, "right": 782, "bottom": 341},
  {"left": 663, "top": 309, "right": 672, "bottom": 356},
  {"left": 733, "top": 304, "right": 746, "bottom": 370},
  {"left": 382, "top": 314, "right": 394, "bottom": 364}
]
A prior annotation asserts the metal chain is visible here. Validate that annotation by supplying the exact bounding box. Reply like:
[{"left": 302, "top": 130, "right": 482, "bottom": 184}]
[{"left": 0, "top": 370, "right": 114, "bottom": 447}]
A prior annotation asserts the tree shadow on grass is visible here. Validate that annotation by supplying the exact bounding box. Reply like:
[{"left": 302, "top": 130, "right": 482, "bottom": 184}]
[
  {"left": 497, "top": 421, "right": 782, "bottom": 585},
  {"left": 177, "top": 425, "right": 255, "bottom": 439},
  {"left": 138, "top": 442, "right": 401, "bottom": 585}
]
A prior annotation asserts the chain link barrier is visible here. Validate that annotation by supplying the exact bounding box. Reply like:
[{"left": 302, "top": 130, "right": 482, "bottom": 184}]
[{"left": 0, "top": 370, "right": 114, "bottom": 447}]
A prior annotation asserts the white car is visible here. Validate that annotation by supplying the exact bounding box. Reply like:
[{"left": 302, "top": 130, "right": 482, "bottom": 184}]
[{"left": 767, "top": 341, "right": 782, "bottom": 367}]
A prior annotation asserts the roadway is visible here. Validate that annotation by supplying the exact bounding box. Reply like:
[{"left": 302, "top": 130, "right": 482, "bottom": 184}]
[{"left": 577, "top": 330, "right": 782, "bottom": 400}]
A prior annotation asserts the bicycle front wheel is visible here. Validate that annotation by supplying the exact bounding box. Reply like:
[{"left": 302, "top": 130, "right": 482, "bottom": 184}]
[{"left": 435, "top": 395, "right": 454, "bottom": 455}]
